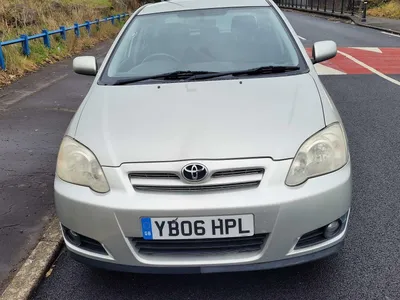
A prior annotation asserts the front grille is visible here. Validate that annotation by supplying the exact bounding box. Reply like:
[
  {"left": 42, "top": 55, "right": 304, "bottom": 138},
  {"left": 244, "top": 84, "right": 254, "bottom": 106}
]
[
  {"left": 129, "top": 172, "right": 179, "bottom": 179},
  {"left": 132, "top": 234, "right": 268, "bottom": 257},
  {"left": 212, "top": 168, "right": 264, "bottom": 178},
  {"left": 129, "top": 166, "right": 265, "bottom": 193},
  {"left": 295, "top": 227, "right": 327, "bottom": 249},
  {"left": 133, "top": 181, "right": 260, "bottom": 193}
]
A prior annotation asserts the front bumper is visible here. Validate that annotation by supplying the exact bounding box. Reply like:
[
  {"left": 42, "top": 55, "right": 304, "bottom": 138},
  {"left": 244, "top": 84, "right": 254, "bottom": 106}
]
[
  {"left": 68, "top": 241, "right": 344, "bottom": 274},
  {"left": 55, "top": 158, "right": 352, "bottom": 272}
]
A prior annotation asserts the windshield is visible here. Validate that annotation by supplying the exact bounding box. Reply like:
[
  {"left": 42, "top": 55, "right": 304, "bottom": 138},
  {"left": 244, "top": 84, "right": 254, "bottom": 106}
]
[{"left": 100, "top": 7, "right": 306, "bottom": 84}]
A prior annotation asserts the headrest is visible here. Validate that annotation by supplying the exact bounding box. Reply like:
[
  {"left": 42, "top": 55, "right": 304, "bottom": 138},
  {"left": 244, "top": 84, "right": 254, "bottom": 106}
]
[
  {"left": 200, "top": 25, "right": 219, "bottom": 35},
  {"left": 158, "top": 23, "right": 190, "bottom": 38},
  {"left": 231, "top": 15, "right": 258, "bottom": 33}
]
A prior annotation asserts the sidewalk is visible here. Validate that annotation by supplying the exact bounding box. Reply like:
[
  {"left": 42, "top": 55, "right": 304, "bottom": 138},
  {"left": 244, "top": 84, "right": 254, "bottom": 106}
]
[
  {"left": 281, "top": 6, "right": 400, "bottom": 35},
  {"left": 351, "top": 15, "right": 400, "bottom": 34}
]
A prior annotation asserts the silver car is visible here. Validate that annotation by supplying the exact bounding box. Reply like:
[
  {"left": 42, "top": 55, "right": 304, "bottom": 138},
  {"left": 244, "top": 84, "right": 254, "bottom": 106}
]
[{"left": 55, "top": 0, "right": 352, "bottom": 273}]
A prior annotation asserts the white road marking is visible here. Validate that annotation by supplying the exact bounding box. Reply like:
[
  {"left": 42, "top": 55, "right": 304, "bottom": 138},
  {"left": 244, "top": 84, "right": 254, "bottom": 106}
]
[
  {"left": 298, "top": 35, "right": 306, "bottom": 40},
  {"left": 337, "top": 50, "right": 400, "bottom": 86},
  {"left": 314, "top": 64, "right": 346, "bottom": 75},
  {"left": 350, "top": 47, "right": 383, "bottom": 53},
  {"left": 381, "top": 31, "right": 400, "bottom": 38}
]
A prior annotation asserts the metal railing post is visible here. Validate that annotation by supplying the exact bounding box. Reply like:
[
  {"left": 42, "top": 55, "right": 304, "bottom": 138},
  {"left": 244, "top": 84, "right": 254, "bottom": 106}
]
[
  {"left": 340, "top": 0, "right": 344, "bottom": 14},
  {"left": 351, "top": 0, "right": 355, "bottom": 15},
  {"left": 60, "top": 26, "right": 67, "bottom": 40},
  {"left": 85, "top": 21, "right": 91, "bottom": 34},
  {"left": 311, "top": 0, "right": 314, "bottom": 10},
  {"left": 20, "top": 35, "right": 30, "bottom": 56},
  {"left": 324, "top": 0, "right": 327, "bottom": 12},
  {"left": 0, "top": 13, "right": 124, "bottom": 71},
  {"left": 74, "top": 23, "right": 80, "bottom": 37},
  {"left": 332, "top": 0, "right": 335, "bottom": 13},
  {"left": 42, "top": 29, "right": 50, "bottom": 48},
  {"left": 317, "top": 0, "right": 320, "bottom": 10},
  {"left": 361, "top": 1, "right": 367, "bottom": 21},
  {"left": 0, "top": 45, "right": 5, "bottom": 70}
]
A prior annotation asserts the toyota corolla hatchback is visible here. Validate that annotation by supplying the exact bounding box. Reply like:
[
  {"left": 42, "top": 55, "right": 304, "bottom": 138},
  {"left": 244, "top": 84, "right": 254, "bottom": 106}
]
[{"left": 55, "top": 0, "right": 352, "bottom": 273}]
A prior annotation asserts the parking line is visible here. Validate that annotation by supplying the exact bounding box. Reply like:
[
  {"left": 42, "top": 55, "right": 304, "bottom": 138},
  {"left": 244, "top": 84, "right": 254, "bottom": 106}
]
[
  {"left": 381, "top": 31, "right": 400, "bottom": 38},
  {"left": 337, "top": 50, "right": 400, "bottom": 86},
  {"left": 298, "top": 35, "right": 306, "bottom": 40}
]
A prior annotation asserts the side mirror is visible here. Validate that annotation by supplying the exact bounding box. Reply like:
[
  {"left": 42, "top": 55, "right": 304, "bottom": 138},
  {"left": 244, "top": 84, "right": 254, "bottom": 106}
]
[
  {"left": 312, "top": 41, "right": 337, "bottom": 64},
  {"left": 73, "top": 56, "right": 98, "bottom": 76}
]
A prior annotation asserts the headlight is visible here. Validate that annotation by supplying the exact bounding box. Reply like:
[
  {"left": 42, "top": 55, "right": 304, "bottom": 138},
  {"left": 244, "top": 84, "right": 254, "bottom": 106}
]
[
  {"left": 56, "top": 136, "right": 110, "bottom": 193},
  {"left": 285, "top": 122, "right": 348, "bottom": 186}
]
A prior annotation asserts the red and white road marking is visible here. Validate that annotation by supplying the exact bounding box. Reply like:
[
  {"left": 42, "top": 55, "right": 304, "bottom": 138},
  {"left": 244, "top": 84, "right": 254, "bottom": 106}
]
[
  {"left": 305, "top": 47, "right": 400, "bottom": 76},
  {"left": 305, "top": 47, "right": 400, "bottom": 86}
]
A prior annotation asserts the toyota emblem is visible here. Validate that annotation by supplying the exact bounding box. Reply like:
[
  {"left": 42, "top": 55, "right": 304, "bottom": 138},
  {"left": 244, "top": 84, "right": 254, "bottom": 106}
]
[{"left": 182, "top": 163, "right": 208, "bottom": 182}]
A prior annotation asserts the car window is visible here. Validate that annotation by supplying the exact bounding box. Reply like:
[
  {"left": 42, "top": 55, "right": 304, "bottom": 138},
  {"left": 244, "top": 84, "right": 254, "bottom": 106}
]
[{"left": 102, "top": 7, "right": 305, "bottom": 82}]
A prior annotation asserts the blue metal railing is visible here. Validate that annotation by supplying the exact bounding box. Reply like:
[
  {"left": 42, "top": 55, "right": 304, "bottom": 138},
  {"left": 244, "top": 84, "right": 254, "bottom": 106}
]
[{"left": 0, "top": 13, "right": 129, "bottom": 70}]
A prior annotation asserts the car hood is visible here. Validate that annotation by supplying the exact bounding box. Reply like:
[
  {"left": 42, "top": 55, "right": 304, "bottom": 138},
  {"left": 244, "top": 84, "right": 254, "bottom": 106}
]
[{"left": 75, "top": 74, "right": 325, "bottom": 166}]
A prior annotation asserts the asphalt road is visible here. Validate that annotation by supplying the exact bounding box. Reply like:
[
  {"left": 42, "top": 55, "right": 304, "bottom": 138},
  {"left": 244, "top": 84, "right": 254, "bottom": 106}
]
[
  {"left": 285, "top": 10, "right": 400, "bottom": 48},
  {"left": 0, "top": 42, "right": 113, "bottom": 292},
  {"left": 1, "top": 9, "right": 399, "bottom": 300}
]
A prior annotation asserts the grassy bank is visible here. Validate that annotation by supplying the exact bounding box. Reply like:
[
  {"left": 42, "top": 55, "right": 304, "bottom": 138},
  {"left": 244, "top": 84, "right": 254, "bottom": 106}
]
[
  {"left": 367, "top": 0, "right": 400, "bottom": 19},
  {"left": 0, "top": 0, "right": 138, "bottom": 87}
]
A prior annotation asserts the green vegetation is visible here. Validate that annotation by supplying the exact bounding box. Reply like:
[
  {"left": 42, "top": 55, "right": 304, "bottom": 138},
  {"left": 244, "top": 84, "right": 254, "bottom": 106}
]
[
  {"left": 0, "top": 0, "right": 139, "bottom": 87},
  {"left": 65, "top": 0, "right": 112, "bottom": 7},
  {"left": 368, "top": 0, "right": 400, "bottom": 19}
]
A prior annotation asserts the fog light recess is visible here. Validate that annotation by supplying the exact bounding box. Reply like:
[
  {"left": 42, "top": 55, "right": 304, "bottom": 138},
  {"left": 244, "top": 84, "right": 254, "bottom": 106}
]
[
  {"left": 323, "top": 220, "right": 341, "bottom": 239},
  {"left": 295, "top": 210, "right": 349, "bottom": 250},
  {"left": 66, "top": 229, "right": 82, "bottom": 246},
  {"left": 62, "top": 225, "right": 108, "bottom": 255}
]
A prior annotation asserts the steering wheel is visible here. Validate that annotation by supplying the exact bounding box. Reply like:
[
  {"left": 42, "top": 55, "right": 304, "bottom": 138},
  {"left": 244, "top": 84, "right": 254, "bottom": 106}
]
[{"left": 142, "top": 53, "right": 180, "bottom": 64}]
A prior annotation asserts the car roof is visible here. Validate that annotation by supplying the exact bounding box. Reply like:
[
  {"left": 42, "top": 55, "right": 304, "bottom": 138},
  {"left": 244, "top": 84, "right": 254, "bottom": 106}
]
[{"left": 138, "top": 0, "right": 271, "bottom": 15}]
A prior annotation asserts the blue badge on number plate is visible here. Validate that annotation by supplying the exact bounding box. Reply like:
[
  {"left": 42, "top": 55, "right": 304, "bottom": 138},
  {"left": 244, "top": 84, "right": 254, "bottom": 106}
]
[{"left": 141, "top": 217, "right": 153, "bottom": 240}]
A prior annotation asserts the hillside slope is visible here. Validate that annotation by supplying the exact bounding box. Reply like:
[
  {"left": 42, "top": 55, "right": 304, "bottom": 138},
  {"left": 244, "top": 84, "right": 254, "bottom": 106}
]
[
  {"left": 0, "top": 0, "right": 139, "bottom": 87},
  {"left": 368, "top": 0, "right": 400, "bottom": 19}
]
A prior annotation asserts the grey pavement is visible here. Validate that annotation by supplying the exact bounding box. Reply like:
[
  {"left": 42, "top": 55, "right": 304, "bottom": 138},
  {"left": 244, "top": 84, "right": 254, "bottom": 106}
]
[
  {"left": 283, "top": 10, "right": 400, "bottom": 47},
  {"left": 282, "top": 6, "right": 400, "bottom": 34},
  {"left": 353, "top": 15, "right": 400, "bottom": 33},
  {"left": 0, "top": 41, "right": 112, "bottom": 293}
]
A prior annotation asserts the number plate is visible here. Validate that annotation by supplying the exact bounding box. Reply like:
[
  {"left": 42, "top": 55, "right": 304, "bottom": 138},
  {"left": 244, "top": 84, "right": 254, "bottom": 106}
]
[{"left": 141, "top": 214, "right": 254, "bottom": 240}]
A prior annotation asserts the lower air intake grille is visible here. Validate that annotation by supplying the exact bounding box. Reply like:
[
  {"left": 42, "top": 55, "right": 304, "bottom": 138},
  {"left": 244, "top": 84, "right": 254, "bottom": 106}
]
[
  {"left": 295, "top": 227, "right": 327, "bottom": 249},
  {"left": 63, "top": 226, "right": 107, "bottom": 255},
  {"left": 132, "top": 234, "right": 268, "bottom": 257}
]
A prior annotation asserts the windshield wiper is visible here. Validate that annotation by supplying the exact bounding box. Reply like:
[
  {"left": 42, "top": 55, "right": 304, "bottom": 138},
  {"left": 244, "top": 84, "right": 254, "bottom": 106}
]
[
  {"left": 187, "top": 65, "right": 301, "bottom": 80},
  {"left": 233, "top": 65, "right": 301, "bottom": 76},
  {"left": 111, "top": 71, "right": 219, "bottom": 85},
  {"left": 110, "top": 66, "right": 300, "bottom": 85}
]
